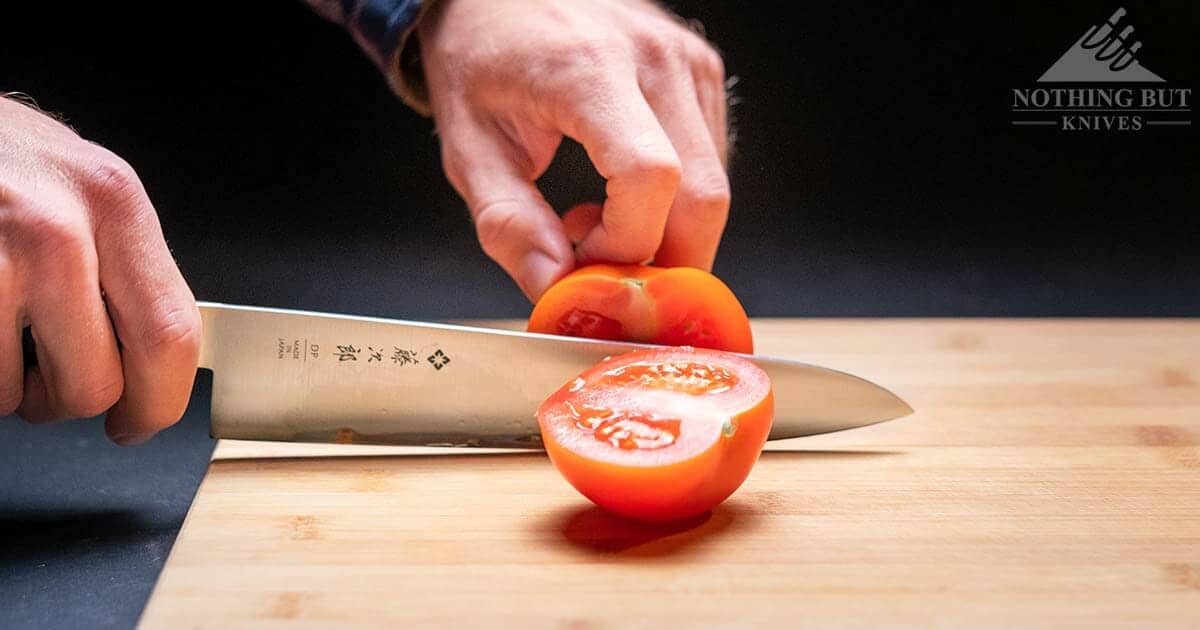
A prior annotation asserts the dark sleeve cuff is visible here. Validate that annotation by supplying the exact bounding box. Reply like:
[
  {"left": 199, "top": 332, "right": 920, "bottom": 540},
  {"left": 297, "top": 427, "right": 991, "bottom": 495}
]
[{"left": 306, "top": 0, "right": 433, "bottom": 116}]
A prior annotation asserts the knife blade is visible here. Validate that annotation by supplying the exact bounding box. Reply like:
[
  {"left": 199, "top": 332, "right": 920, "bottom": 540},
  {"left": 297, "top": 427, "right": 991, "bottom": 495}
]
[{"left": 197, "top": 302, "right": 912, "bottom": 447}]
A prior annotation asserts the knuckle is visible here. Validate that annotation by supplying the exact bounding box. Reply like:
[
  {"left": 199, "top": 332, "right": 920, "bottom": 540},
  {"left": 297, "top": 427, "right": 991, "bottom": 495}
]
[
  {"left": 538, "top": 35, "right": 619, "bottom": 71},
  {"left": 680, "top": 169, "right": 731, "bottom": 216},
  {"left": 58, "top": 375, "right": 123, "bottom": 419},
  {"left": 81, "top": 152, "right": 143, "bottom": 200},
  {"left": 16, "top": 208, "right": 91, "bottom": 263},
  {"left": 530, "top": 38, "right": 622, "bottom": 100},
  {"left": 694, "top": 45, "right": 726, "bottom": 80},
  {"left": 459, "top": 35, "right": 615, "bottom": 96},
  {"left": 629, "top": 149, "right": 683, "bottom": 188},
  {"left": 80, "top": 153, "right": 152, "bottom": 230},
  {"left": 134, "top": 299, "right": 203, "bottom": 358},
  {"left": 472, "top": 200, "right": 526, "bottom": 258},
  {"left": 575, "top": 37, "right": 622, "bottom": 67},
  {"left": 637, "top": 32, "right": 687, "bottom": 68}
]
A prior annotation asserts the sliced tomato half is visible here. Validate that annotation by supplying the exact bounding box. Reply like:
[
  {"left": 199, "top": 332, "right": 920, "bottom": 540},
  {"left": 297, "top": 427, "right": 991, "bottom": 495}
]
[{"left": 537, "top": 347, "right": 774, "bottom": 523}]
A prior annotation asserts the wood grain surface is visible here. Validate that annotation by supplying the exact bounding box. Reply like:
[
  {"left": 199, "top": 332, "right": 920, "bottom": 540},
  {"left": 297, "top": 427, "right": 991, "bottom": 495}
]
[{"left": 140, "top": 319, "right": 1200, "bottom": 628}]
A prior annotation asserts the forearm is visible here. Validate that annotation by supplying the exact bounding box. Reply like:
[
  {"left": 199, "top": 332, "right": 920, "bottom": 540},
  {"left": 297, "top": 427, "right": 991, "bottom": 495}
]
[{"left": 303, "top": 0, "right": 431, "bottom": 114}]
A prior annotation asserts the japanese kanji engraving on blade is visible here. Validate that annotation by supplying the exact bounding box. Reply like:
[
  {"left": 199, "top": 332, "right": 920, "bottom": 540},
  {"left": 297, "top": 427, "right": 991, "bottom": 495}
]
[{"left": 198, "top": 302, "right": 913, "bottom": 447}]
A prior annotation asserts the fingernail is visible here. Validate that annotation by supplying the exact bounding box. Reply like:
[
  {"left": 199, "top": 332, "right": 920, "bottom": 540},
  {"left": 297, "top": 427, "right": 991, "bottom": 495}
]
[
  {"left": 521, "top": 250, "right": 566, "bottom": 300},
  {"left": 111, "top": 432, "right": 153, "bottom": 446}
]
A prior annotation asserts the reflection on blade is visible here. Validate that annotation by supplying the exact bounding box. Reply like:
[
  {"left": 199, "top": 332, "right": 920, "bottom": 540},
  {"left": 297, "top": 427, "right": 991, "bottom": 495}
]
[{"left": 759, "top": 358, "right": 912, "bottom": 441}]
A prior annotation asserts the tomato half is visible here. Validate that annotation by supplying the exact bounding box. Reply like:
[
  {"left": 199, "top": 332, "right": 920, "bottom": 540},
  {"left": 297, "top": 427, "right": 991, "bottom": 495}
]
[
  {"left": 537, "top": 347, "right": 774, "bottom": 523},
  {"left": 527, "top": 264, "right": 754, "bottom": 353}
]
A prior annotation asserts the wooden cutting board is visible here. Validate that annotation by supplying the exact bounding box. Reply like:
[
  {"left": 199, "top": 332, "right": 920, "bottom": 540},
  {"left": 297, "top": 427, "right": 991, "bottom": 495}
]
[{"left": 140, "top": 319, "right": 1200, "bottom": 628}]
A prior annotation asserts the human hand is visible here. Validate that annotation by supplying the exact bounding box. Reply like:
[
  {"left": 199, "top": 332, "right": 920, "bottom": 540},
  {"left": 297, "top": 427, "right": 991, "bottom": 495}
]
[
  {"left": 0, "top": 95, "right": 201, "bottom": 444},
  {"left": 417, "top": 0, "right": 730, "bottom": 301}
]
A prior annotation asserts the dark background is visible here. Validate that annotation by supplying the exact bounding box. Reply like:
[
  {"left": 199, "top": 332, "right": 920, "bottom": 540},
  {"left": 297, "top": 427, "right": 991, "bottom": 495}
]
[{"left": 2, "top": 1, "right": 1196, "bottom": 628}]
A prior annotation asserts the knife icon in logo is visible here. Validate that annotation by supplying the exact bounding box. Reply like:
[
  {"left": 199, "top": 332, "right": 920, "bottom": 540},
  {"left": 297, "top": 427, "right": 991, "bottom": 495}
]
[{"left": 1039, "top": 7, "right": 1165, "bottom": 82}]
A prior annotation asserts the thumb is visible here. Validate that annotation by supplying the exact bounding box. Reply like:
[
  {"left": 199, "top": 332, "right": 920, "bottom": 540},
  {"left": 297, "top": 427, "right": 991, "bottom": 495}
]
[{"left": 439, "top": 114, "right": 574, "bottom": 301}]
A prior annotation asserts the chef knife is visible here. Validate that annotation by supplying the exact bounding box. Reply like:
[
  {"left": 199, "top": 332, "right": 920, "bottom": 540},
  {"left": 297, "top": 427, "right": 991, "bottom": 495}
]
[
  {"left": 192, "top": 302, "right": 912, "bottom": 447},
  {"left": 22, "top": 302, "right": 911, "bottom": 446}
]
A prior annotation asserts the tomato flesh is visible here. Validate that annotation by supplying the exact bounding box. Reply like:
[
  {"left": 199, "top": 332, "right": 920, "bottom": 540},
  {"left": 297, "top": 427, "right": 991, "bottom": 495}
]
[
  {"left": 537, "top": 347, "right": 774, "bottom": 523},
  {"left": 556, "top": 308, "right": 625, "bottom": 340},
  {"left": 528, "top": 264, "right": 754, "bottom": 353},
  {"left": 565, "top": 402, "right": 682, "bottom": 450}
]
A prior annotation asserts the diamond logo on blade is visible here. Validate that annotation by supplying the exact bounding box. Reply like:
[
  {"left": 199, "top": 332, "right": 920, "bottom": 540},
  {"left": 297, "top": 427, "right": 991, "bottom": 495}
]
[{"left": 427, "top": 349, "right": 451, "bottom": 370}]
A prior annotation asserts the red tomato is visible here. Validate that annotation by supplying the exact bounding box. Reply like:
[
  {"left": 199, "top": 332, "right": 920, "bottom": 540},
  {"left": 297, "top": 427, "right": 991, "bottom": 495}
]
[
  {"left": 537, "top": 347, "right": 774, "bottom": 523},
  {"left": 527, "top": 264, "right": 754, "bottom": 353}
]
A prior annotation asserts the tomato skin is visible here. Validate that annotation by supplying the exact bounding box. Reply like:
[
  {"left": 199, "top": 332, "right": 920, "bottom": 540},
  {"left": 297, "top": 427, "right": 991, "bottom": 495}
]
[
  {"left": 527, "top": 264, "right": 754, "bottom": 353},
  {"left": 537, "top": 347, "right": 774, "bottom": 523}
]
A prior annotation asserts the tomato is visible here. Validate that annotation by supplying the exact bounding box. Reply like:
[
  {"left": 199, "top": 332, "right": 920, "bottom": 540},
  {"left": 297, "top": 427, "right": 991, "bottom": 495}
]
[
  {"left": 527, "top": 264, "right": 754, "bottom": 353},
  {"left": 536, "top": 346, "right": 774, "bottom": 523}
]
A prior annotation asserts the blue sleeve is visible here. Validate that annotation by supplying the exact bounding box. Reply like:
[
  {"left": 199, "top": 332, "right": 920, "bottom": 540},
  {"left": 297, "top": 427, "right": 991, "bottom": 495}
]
[{"left": 305, "top": 0, "right": 432, "bottom": 115}]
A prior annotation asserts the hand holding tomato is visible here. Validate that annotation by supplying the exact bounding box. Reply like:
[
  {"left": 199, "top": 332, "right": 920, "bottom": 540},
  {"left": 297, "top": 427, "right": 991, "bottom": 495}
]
[
  {"left": 418, "top": 0, "right": 731, "bottom": 301},
  {"left": 537, "top": 347, "right": 774, "bottom": 523},
  {"left": 527, "top": 264, "right": 754, "bottom": 353}
]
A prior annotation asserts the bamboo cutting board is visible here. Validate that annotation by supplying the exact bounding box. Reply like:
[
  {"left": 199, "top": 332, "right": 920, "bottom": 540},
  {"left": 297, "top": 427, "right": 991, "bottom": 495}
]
[{"left": 140, "top": 319, "right": 1200, "bottom": 628}]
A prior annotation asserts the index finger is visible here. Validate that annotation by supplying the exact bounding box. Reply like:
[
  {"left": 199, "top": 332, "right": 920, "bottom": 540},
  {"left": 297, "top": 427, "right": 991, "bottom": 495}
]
[{"left": 554, "top": 71, "right": 682, "bottom": 266}]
